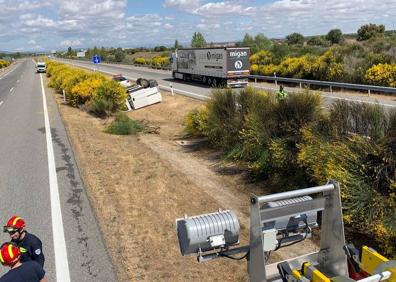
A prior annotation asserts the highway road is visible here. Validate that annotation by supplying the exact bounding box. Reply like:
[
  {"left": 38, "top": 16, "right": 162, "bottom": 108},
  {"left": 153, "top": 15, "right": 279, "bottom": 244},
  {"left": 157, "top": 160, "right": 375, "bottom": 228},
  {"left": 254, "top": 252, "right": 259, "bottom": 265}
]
[
  {"left": 56, "top": 58, "right": 396, "bottom": 108},
  {"left": 0, "top": 59, "right": 117, "bottom": 281}
]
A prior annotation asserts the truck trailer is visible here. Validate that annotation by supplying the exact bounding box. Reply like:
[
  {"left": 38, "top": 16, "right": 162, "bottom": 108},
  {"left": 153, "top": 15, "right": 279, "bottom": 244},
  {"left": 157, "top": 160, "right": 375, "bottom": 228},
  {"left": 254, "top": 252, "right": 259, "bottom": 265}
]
[{"left": 171, "top": 47, "right": 250, "bottom": 88}]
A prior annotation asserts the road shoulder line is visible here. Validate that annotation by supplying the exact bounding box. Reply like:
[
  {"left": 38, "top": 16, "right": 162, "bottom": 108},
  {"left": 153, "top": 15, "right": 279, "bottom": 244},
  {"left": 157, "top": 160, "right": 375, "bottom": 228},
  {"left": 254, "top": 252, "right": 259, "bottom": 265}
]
[{"left": 40, "top": 73, "right": 71, "bottom": 282}]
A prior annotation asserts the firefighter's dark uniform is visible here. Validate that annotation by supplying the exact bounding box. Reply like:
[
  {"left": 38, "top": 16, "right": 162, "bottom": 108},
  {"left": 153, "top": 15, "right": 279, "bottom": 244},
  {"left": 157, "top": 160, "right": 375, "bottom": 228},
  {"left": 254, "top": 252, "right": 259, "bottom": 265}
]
[
  {"left": 12, "top": 231, "right": 45, "bottom": 267},
  {"left": 0, "top": 260, "right": 45, "bottom": 282}
]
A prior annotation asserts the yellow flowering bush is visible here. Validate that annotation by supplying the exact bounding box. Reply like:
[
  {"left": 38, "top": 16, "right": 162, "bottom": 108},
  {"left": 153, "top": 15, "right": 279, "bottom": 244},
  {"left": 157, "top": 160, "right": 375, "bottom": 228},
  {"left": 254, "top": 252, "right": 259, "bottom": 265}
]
[
  {"left": 134, "top": 57, "right": 146, "bottom": 65},
  {"left": 258, "top": 64, "right": 279, "bottom": 76},
  {"left": 365, "top": 64, "right": 396, "bottom": 87},
  {"left": 249, "top": 50, "right": 274, "bottom": 65},
  {"left": 46, "top": 62, "right": 127, "bottom": 115},
  {"left": 278, "top": 55, "right": 315, "bottom": 78},
  {"left": 151, "top": 56, "right": 169, "bottom": 67},
  {"left": 250, "top": 64, "right": 259, "bottom": 74},
  {"left": 70, "top": 74, "right": 106, "bottom": 106},
  {"left": 0, "top": 60, "right": 10, "bottom": 68},
  {"left": 312, "top": 50, "right": 344, "bottom": 80}
]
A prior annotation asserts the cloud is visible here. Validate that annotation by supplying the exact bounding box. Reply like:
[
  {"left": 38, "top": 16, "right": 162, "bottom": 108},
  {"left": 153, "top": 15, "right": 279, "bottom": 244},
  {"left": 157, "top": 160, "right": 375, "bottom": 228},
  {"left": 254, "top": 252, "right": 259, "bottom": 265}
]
[
  {"left": 1, "top": 0, "right": 396, "bottom": 51},
  {"left": 163, "top": 0, "right": 201, "bottom": 10},
  {"left": 193, "top": 2, "right": 254, "bottom": 17},
  {"left": 164, "top": 23, "right": 174, "bottom": 29},
  {"left": 59, "top": 39, "right": 82, "bottom": 47}
]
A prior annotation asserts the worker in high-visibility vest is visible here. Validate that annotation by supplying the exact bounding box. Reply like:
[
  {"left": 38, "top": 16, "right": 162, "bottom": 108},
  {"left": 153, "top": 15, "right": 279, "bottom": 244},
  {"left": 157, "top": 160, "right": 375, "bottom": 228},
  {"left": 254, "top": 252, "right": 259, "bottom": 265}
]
[
  {"left": 3, "top": 216, "right": 45, "bottom": 267},
  {"left": 0, "top": 242, "right": 47, "bottom": 282},
  {"left": 276, "top": 85, "right": 288, "bottom": 101}
]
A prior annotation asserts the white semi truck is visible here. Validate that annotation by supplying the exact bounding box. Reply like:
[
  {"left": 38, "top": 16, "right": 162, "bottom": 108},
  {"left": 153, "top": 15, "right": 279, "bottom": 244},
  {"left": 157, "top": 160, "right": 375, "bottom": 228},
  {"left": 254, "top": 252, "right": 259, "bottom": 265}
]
[{"left": 171, "top": 47, "right": 250, "bottom": 87}]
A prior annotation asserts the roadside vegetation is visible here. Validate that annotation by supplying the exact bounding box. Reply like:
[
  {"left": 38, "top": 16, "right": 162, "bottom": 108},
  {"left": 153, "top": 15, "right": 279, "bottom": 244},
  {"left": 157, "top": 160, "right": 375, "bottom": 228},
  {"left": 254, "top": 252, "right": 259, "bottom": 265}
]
[
  {"left": 0, "top": 60, "right": 10, "bottom": 69},
  {"left": 184, "top": 87, "right": 396, "bottom": 258},
  {"left": 104, "top": 112, "right": 146, "bottom": 135},
  {"left": 245, "top": 24, "right": 396, "bottom": 87},
  {"left": 46, "top": 61, "right": 145, "bottom": 135}
]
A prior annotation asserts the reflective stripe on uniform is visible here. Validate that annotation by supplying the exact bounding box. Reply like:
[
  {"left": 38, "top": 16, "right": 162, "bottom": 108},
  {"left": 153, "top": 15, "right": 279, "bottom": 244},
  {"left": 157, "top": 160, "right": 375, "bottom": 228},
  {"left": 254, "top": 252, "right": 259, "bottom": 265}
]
[{"left": 0, "top": 251, "right": 4, "bottom": 264}]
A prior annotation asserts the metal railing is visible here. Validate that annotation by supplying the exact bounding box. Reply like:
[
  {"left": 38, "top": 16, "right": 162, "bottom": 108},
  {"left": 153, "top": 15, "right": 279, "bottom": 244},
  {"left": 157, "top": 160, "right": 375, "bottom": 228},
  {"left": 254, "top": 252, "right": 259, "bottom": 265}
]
[{"left": 249, "top": 75, "right": 396, "bottom": 96}]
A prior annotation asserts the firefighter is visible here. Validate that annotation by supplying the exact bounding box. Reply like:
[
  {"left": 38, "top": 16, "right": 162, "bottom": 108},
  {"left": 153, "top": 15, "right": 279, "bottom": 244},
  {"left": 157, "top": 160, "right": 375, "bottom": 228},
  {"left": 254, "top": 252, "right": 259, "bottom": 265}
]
[
  {"left": 3, "top": 216, "right": 45, "bottom": 267},
  {"left": 276, "top": 85, "right": 288, "bottom": 101},
  {"left": 0, "top": 242, "right": 47, "bottom": 282}
]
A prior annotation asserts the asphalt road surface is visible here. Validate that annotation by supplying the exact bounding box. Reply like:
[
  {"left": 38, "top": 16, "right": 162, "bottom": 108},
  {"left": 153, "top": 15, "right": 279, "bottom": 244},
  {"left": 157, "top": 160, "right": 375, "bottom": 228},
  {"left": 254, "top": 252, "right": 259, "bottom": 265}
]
[
  {"left": 0, "top": 59, "right": 117, "bottom": 281},
  {"left": 56, "top": 58, "right": 396, "bottom": 108}
]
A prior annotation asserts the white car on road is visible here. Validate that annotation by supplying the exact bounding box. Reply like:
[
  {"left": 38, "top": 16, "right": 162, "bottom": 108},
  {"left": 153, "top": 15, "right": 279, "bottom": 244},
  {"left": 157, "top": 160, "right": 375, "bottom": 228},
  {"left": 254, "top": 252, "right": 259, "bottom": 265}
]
[{"left": 36, "top": 62, "right": 46, "bottom": 73}]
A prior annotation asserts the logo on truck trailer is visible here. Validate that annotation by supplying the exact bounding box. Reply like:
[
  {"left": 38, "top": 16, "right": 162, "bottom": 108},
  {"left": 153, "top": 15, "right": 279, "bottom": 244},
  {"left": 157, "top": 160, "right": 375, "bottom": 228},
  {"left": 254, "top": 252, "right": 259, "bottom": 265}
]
[
  {"left": 229, "top": 51, "right": 248, "bottom": 58},
  {"left": 206, "top": 51, "right": 223, "bottom": 61},
  {"left": 235, "top": 60, "right": 243, "bottom": 70}
]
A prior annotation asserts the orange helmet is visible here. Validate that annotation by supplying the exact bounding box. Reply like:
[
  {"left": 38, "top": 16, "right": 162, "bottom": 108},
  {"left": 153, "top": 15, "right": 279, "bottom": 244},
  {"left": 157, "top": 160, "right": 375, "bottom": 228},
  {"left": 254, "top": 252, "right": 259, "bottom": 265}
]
[
  {"left": 0, "top": 243, "right": 21, "bottom": 266},
  {"left": 3, "top": 216, "right": 25, "bottom": 233}
]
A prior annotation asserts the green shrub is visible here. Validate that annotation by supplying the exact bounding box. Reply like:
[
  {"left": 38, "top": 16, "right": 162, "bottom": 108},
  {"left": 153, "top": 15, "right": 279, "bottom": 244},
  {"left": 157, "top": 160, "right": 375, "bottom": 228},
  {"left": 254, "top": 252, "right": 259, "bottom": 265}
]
[
  {"left": 183, "top": 106, "right": 209, "bottom": 137},
  {"left": 104, "top": 113, "right": 145, "bottom": 135},
  {"left": 86, "top": 80, "right": 127, "bottom": 117},
  {"left": 328, "top": 100, "right": 387, "bottom": 141},
  {"left": 275, "top": 91, "right": 322, "bottom": 136},
  {"left": 205, "top": 89, "right": 241, "bottom": 150}
]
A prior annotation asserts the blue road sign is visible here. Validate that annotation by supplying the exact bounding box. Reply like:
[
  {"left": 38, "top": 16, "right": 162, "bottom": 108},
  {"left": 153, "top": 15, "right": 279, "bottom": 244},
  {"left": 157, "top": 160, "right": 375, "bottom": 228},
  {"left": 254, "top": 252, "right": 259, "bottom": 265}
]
[{"left": 92, "top": 55, "right": 101, "bottom": 64}]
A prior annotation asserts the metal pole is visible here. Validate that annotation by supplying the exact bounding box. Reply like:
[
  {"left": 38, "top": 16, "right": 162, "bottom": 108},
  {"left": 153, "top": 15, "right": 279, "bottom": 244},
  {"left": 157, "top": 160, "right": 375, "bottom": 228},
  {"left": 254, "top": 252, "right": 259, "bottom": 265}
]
[
  {"left": 257, "top": 183, "right": 335, "bottom": 204},
  {"left": 63, "top": 89, "right": 66, "bottom": 103},
  {"left": 330, "top": 85, "right": 333, "bottom": 93},
  {"left": 170, "top": 83, "right": 174, "bottom": 96},
  {"left": 368, "top": 89, "right": 371, "bottom": 97},
  {"left": 255, "top": 78, "right": 257, "bottom": 83},
  {"left": 299, "top": 82, "right": 302, "bottom": 89},
  {"left": 274, "top": 72, "right": 278, "bottom": 87}
]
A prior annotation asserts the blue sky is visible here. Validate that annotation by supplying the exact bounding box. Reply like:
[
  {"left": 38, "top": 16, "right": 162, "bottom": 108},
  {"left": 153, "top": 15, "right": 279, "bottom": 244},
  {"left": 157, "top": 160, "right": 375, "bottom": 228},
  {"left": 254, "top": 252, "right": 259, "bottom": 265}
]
[{"left": 0, "top": 0, "right": 395, "bottom": 52}]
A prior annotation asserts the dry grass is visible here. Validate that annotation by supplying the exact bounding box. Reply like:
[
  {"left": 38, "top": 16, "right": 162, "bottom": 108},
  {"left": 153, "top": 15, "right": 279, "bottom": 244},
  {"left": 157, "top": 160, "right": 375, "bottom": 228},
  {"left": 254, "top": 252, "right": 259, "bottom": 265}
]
[{"left": 50, "top": 84, "right": 318, "bottom": 281}]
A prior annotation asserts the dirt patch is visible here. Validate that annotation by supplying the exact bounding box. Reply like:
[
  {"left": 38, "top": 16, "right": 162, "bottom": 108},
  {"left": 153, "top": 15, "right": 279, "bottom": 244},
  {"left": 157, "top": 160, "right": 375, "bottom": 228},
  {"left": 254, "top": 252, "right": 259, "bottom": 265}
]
[{"left": 50, "top": 85, "right": 318, "bottom": 281}]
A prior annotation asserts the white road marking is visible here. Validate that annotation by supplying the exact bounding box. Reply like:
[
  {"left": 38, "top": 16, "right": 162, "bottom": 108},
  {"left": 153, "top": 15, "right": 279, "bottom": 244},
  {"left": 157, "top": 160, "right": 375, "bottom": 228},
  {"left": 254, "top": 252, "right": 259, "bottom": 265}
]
[
  {"left": 0, "top": 101, "right": 3, "bottom": 106},
  {"left": 17, "top": 80, "right": 19, "bottom": 83},
  {"left": 9, "top": 87, "right": 13, "bottom": 92},
  {"left": 40, "top": 74, "right": 71, "bottom": 282}
]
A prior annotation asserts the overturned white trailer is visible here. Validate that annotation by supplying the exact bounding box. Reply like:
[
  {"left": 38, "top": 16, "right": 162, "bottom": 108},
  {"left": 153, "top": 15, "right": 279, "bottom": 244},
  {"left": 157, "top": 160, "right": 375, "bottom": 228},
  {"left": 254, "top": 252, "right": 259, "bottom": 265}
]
[{"left": 125, "top": 78, "right": 162, "bottom": 110}]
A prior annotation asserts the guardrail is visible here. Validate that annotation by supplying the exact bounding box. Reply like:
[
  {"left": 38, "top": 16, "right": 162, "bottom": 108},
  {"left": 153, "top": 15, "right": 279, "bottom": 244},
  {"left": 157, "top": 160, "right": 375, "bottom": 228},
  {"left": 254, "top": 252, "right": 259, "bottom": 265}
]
[{"left": 249, "top": 75, "right": 396, "bottom": 96}]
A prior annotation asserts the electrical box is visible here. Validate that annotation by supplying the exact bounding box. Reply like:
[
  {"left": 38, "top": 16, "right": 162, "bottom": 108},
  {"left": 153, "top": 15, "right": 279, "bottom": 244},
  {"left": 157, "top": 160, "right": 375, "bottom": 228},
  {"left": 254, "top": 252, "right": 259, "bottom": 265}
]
[
  {"left": 176, "top": 210, "right": 240, "bottom": 256},
  {"left": 263, "top": 229, "right": 278, "bottom": 252}
]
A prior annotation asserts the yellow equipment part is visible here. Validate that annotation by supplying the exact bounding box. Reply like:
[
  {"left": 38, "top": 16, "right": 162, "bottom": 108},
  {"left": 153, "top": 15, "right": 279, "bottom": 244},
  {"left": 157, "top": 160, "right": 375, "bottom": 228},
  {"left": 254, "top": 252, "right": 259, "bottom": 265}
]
[
  {"left": 361, "top": 246, "right": 396, "bottom": 282},
  {"left": 302, "top": 262, "right": 331, "bottom": 282},
  {"left": 292, "top": 269, "right": 303, "bottom": 280},
  {"left": 361, "top": 246, "right": 388, "bottom": 274}
]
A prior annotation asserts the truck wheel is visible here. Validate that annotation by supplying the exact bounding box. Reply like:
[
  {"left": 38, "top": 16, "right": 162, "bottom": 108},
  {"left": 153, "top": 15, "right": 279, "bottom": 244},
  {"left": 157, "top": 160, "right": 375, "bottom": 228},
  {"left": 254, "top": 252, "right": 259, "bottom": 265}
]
[
  {"left": 207, "top": 78, "right": 212, "bottom": 86},
  {"left": 172, "top": 72, "right": 176, "bottom": 79},
  {"left": 202, "top": 76, "right": 207, "bottom": 84},
  {"left": 212, "top": 79, "right": 217, "bottom": 87}
]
